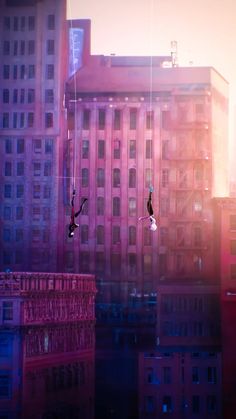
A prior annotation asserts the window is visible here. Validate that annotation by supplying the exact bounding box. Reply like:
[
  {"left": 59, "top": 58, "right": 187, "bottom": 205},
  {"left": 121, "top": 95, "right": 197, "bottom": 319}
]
[
  {"left": 130, "top": 108, "right": 137, "bottom": 130},
  {"left": 17, "top": 162, "right": 24, "bottom": 176},
  {"left": 43, "top": 185, "right": 51, "bottom": 199},
  {"left": 207, "top": 367, "right": 217, "bottom": 384},
  {"left": 162, "top": 169, "right": 169, "bottom": 187},
  {"left": 129, "top": 168, "right": 136, "bottom": 188},
  {"left": 129, "top": 226, "right": 136, "bottom": 245},
  {"left": 43, "top": 230, "right": 49, "bottom": 243},
  {"left": 230, "top": 264, "right": 236, "bottom": 280},
  {"left": 3, "top": 113, "right": 9, "bottom": 128},
  {"left": 47, "top": 14, "right": 55, "bottom": 30},
  {"left": 45, "top": 112, "right": 53, "bottom": 128},
  {"left": 3, "top": 65, "right": 10, "bottom": 79},
  {"left": 193, "top": 227, "right": 202, "bottom": 246},
  {"left": 16, "top": 184, "right": 24, "bottom": 198},
  {"left": 20, "top": 40, "right": 25, "bottom": 55},
  {"left": 159, "top": 254, "right": 167, "bottom": 275},
  {"left": 98, "top": 140, "right": 105, "bottom": 158},
  {"left": 4, "top": 16, "right": 10, "bottom": 30},
  {"left": 13, "top": 41, "right": 18, "bottom": 56},
  {"left": 33, "top": 162, "right": 41, "bottom": 176},
  {"left": 113, "top": 169, "right": 120, "bottom": 187},
  {"left": 83, "top": 109, "right": 90, "bottom": 130},
  {"left": 192, "top": 395, "right": 200, "bottom": 414},
  {"left": 3, "top": 40, "right": 10, "bottom": 55},
  {"left": 145, "top": 396, "right": 154, "bottom": 413},
  {"left": 43, "top": 207, "right": 50, "bottom": 220},
  {"left": 81, "top": 225, "right": 89, "bottom": 244},
  {"left": 160, "top": 227, "right": 168, "bottom": 246},
  {"left": 20, "top": 64, "right": 25, "bottom": 79},
  {"left": 44, "top": 162, "right": 51, "bottom": 176},
  {"left": 144, "top": 227, "right": 152, "bottom": 246},
  {"left": 230, "top": 215, "right": 236, "bottom": 230},
  {"left": 81, "top": 197, "right": 88, "bottom": 215},
  {"left": 97, "top": 197, "right": 104, "bottom": 215},
  {"left": 113, "top": 139, "right": 120, "bottom": 159},
  {"left": 162, "top": 111, "right": 171, "bottom": 130},
  {"left": 47, "top": 39, "right": 54, "bottom": 55},
  {"left": 3, "top": 207, "right": 11, "bottom": 220},
  {"left": 17, "top": 138, "right": 24, "bottom": 153},
  {"left": 145, "top": 168, "right": 152, "bottom": 187},
  {"left": 33, "top": 139, "right": 42, "bottom": 153},
  {"left": 162, "top": 396, "right": 172, "bottom": 413},
  {"left": 162, "top": 140, "right": 169, "bottom": 159},
  {"left": 146, "top": 140, "right": 152, "bottom": 158},
  {"left": 33, "top": 184, "right": 40, "bottom": 199},
  {"left": 4, "top": 184, "right": 11, "bottom": 198},
  {"left": 96, "top": 252, "right": 105, "bottom": 273},
  {"left": 5, "top": 162, "right": 12, "bottom": 176},
  {"left": 3, "top": 228, "right": 11, "bottom": 242},
  {"left": 45, "top": 139, "right": 53, "bottom": 153},
  {"left": 129, "top": 198, "right": 136, "bottom": 216},
  {"left": 20, "top": 89, "right": 25, "bottom": 104},
  {"left": 97, "top": 168, "right": 105, "bottom": 187},
  {"left": 13, "top": 112, "right": 17, "bottom": 128},
  {"left": 114, "top": 109, "right": 121, "bottom": 130},
  {"left": 82, "top": 140, "right": 89, "bottom": 158},
  {"left": 16, "top": 206, "right": 23, "bottom": 220},
  {"left": 230, "top": 240, "right": 236, "bottom": 255},
  {"left": 143, "top": 254, "right": 152, "bottom": 274},
  {"left": 82, "top": 168, "right": 89, "bottom": 187},
  {"left": 98, "top": 109, "right": 105, "bottom": 130},
  {"left": 16, "top": 229, "right": 23, "bottom": 242},
  {"left": 112, "top": 226, "right": 120, "bottom": 244},
  {"left": 32, "top": 229, "right": 40, "bottom": 242},
  {"left": 79, "top": 251, "right": 90, "bottom": 273},
  {"left": 0, "top": 371, "right": 11, "bottom": 399},
  {"left": 128, "top": 253, "right": 137, "bottom": 275},
  {"left": 28, "top": 16, "right": 35, "bottom": 31},
  {"left": 163, "top": 367, "right": 171, "bottom": 384},
  {"left": 146, "top": 110, "right": 154, "bottom": 129},
  {"left": 192, "top": 367, "right": 199, "bottom": 383},
  {"left": 28, "top": 112, "right": 34, "bottom": 128},
  {"left": 113, "top": 197, "right": 120, "bottom": 216},
  {"left": 206, "top": 395, "right": 217, "bottom": 413},
  {"left": 2, "top": 302, "right": 13, "bottom": 321},
  {"left": 5, "top": 139, "right": 12, "bottom": 154},
  {"left": 3, "top": 251, "right": 11, "bottom": 265},
  {"left": 111, "top": 253, "right": 121, "bottom": 274},
  {"left": 28, "top": 89, "right": 35, "bottom": 103},
  {"left": 129, "top": 140, "right": 136, "bottom": 158},
  {"left": 46, "top": 64, "right": 54, "bottom": 79},
  {"left": 45, "top": 89, "right": 54, "bottom": 104},
  {"left": 3, "top": 89, "right": 9, "bottom": 103},
  {"left": 96, "top": 225, "right": 104, "bottom": 245},
  {"left": 160, "top": 197, "right": 169, "bottom": 216}
]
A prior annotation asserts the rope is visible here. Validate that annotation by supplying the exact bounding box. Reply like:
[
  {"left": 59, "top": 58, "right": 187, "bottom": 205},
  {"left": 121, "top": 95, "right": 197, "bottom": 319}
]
[{"left": 148, "top": 0, "right": 154, "bottom": 189}]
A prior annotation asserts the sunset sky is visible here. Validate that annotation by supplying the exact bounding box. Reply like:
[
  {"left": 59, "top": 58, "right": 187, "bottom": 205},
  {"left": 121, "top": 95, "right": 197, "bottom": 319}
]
[{"left": 67, "top": 0, "right": 236, "bottom": 177}]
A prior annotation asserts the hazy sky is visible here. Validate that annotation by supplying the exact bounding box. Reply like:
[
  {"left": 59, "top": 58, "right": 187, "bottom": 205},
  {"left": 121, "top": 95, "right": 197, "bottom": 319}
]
[{"left": 67, "top": 0, "right": 236, "bottom": 174}]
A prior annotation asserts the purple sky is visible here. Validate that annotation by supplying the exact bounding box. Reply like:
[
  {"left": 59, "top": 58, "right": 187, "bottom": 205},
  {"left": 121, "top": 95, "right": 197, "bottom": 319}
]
[{"left": 67, "top": 0, "right": 236, "bottom": 178}]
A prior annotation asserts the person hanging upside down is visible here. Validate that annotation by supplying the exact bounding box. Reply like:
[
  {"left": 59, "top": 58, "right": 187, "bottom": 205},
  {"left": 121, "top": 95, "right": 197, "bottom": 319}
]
[
  {"left": 68, "top": 190, "right": 88, "bottom": 238},
  {"left": 139, "top": 185, "right": 157, "bottom": 231}
]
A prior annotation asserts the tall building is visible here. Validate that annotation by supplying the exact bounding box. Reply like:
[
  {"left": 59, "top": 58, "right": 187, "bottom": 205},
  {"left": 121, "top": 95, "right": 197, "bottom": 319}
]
[
  {"left": 0, "top": 0, "right": 68, "bottom": 273},
  {"left": 0, "top": 271, "right": 96, "bottom": 418},
  {"left": 64, "top": 23, "right": 229, "bottom": 303}
]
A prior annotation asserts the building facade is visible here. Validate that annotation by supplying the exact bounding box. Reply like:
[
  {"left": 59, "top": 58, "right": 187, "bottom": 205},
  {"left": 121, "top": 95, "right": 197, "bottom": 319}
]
[{"left": 0, "top": 271, "right": 96, "bottom": 418}]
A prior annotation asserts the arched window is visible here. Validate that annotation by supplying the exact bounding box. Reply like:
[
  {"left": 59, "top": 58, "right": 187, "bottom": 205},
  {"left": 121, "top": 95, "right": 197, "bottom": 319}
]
[
  {"left": 97, "top": 168, "right": 105, "bottom": 187},
  {"left": 81, "top": 168, "right": 89, "bottom": 187},
  {"left": 113, "top": 168, "right": 120, "bottom": 187},
  {"left": 96, "top": 225, "right": 104, "bottom": 245},
  {"left": 113, "top": 197, "right": 120, "bottom": 216},
  {"left": 129, "top": 226, "right": 136, "bottom": 245}
]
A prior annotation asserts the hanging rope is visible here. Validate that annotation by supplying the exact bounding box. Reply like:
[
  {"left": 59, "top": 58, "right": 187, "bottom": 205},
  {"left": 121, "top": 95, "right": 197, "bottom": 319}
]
[{"left": 149, "top": 0, "right": 154, "bottom": 190}]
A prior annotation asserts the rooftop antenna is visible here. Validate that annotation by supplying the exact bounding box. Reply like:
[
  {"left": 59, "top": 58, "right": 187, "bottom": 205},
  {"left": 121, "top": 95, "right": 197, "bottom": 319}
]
[{"left": 171, "top": 40, "right": 178, "bottom": 67}]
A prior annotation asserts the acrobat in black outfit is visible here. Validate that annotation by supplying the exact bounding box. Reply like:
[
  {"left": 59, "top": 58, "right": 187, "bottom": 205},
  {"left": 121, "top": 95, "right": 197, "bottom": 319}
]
[
  {"left": 139, "top": 186, "right": 157, "bottom": 231},
  {"left": 68, "top": 190, "right": 88, "bottom": 238}
]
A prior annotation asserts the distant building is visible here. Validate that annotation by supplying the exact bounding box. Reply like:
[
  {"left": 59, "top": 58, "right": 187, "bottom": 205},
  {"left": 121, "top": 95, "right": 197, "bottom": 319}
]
[{"left": 0, "top": 271, "right": 96, "bottom": 418}]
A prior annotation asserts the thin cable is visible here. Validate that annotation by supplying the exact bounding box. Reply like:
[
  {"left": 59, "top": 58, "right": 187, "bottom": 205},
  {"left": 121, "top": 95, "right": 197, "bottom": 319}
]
[{"left": 149, "top": 0, "right": 154, "bottom": 188}]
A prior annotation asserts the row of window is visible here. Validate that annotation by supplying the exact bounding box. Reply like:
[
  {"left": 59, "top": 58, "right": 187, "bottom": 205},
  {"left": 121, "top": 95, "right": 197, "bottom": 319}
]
[
  {"left": 161, "top": 295, "right": 218, "bottom": 314},
  {"left": 2, "top": 229, "right": 50, "bottom": 244},
  {"left": 144, "top": 394, "right": 217, "bottom": 414},
  {"left": 2, "top": 39, "right": 54, "bottom": 56},
  {"left": 81, "top": 139, "right": 152, "bottom": 159},
  {"left": 2, "top": 87, "right": 35, "bottom": 104},
  {"left": 3, "top": 138, "right": 53, "bottom": 154},
  {"left": 2, "top": 206, "right": 51, "bottom": 221},
  {"left": 2, "top": 63, "right": 54, "bottom": 79},
  {"left": 1, "top": 112, "right": 53, "bottom": 128},
  {"left": 3, "top": 184, "right": 51, "bottom": 200},
  {"left": 3, "top": 14, "right": 55, "bottom": 31},
  {"left": 162, "top": 320, "right": 218, "bottom": 337},
  {"left": 146, "top": 365, "right": 217, "bottom": 385},
  {"left": 3, "top": 161, "right": 52, "bottom": 176},
  {"left": 80, "top": 167, "right": 152, "bottom": 188}
]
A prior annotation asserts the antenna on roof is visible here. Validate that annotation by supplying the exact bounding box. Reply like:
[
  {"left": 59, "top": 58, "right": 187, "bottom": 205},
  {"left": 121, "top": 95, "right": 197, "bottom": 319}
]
[{"left": 171, "top": 40, "right": 178, "bottom": 67}]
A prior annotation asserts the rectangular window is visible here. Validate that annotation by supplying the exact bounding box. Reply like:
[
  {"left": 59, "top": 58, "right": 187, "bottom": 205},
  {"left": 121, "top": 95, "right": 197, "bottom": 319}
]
[
  {"left": 143, "top": 254, "right": 152, "bottom": 274},
  {"left": 230, "top": 240, "right": 236, "bottom": 255},
  {"left": 17, "top": 138, "right": 24, "bottom": 153},
  {"left": 192, "top": 367, "right": 199, "bottom": 383},
  {"left": 44, "top": 162, "right": 51, "bottom": 176},
  {"left": 4, "top": 184, "right": 11, "bottom": 198},
  {"left": 98, "top": 109, "right": 106, "bottom": 130},
  {"left": 20, "top": 89, "right": 25, "bottom": 104},
  {"left": 33, "top": 184, "right": 40, "bottom": 199},
  {"left": 13, "top": 89, "right": 18, "bottom": 103},
  {"left": 5, "top": 162, "right": 12, "bottom": 176},
  {"left": 16, "top": 184, "right": 24, "bottom": 198},
  {"left": 43, "top": 185, "right": 51, "bottom": 199},
  {"left": 83, "top": 109, "right": 90, "bottom": 130},
  {"left": 114, "top": 109, "right": 121, "bottom": 130},
  {"left": 32, "top": 207, "right": 40, "bottom": 220},
  {"left": 144, "top": 227, "right": 152, "bottom": 246},
  {"left": 13, "top": 41, "right": 18, "bottom": 56},
  {"left": 113, "top": 197, "right": 120, "bottom": 216},
  {"left": 3, "top": 89, "right": 9, "bottom": 103},
  {"left": 112, "top": 225, "right": 120, "bottom": 244},
  {"left": 28, "top": 16, "right": 35, "bottom": 31},
  {"left": 97, "top": 197, "right": 104, "bottom": 215},
  {"left": 2, "top": 302, "right": 13, "bottom": 321},
  {"left": 162, "top": 140, "right": 169, "bottom": 159},
  {"left": 96, "top": 252, "right": 105, "bottom": 273},
  {"left": 17, "top": 162, "right": 24, "bottom": 176},
  {"left": 111, "top": 253, "right": 121, "bottom": 274},
  {"left": 160, "top": 227, "right": 168, "bottom": 246},
  {"left": 96, "top": 225, "right": 104, "bottom": 245},
  {"left": 47, "top": 14, "right": 55, "bottom": 30},
  {"left": 146, "top": 110, "right": 154, "bottom": 129},
  {"left": 33, "top": 139, "right": 42, "bottom": 153},
  {"left": 98, "top": 140, "right": 105, "bottom": 158},
  {"left": 97, "top": 168, "right": 105, "bottom": 187},
  {"left": 47, "top": 39, "right": 54, "bottom": 55},
  {"left": 231, "top": 264, "right": 236, "bottom": 280},
  {"left": 129, "top": 140, "right": 136, "bottom": 158},
  {"left": 3, "top": 113, "right": 9, "bottom": 128},
  {"left": 21, "top": 16, "right": 25, "bottom": 31},
  {"left": 20, "top": 40, "right": 25, "bottom": 55},
  {"left": 129, "top": 198, "right": 136, "bottom": 216},
  {"left": 4, "top": 16, "right": 10, "bottom": 30},
  {"left": 28, "top": 89, "right": 35, "bottom": 103},
  {"left": 13, "top": 16, "right": 18, "bottom": 31},
  {"left": 114, "top": 139, "right": 120, "bottom": 159},
  {"left": 16, "top": 229, "right": 23, "bottom": 242},
  {"left": 162, "top": 396, "right": 172, "bottom": 413},
  {"left": 192, "top": 395, "right": 200, "bottom": 413},
  {"left": 46, "top": 64, "right": 54, "bottom": 79},
  {"left": 146, "top": 139, "right": 152, "bottom": 158},
  {"left": 3, "top": 41, "right": 10, "bottom": 55},
  {"left": 128, "top": 226, "right": 136, "bottom": 245},
  {"left": 230, "top": 215, "right": 236, "bottom": 230},
  {"left": 81, "top": 197, "right": 88, "bottom": 215},
  {"left": 28, "top": 40, "right": 35, "bottom": 54},
  {"left": 20, "top": 113, "right": 25, "bottom": 128},
  {"left": 160, "top": 197, "right": 169, "bottom": 216},
  {"left": 130, "top": 108, "right": 137, "bottom": 130},
  {"left": 80, "top": 224, "right": 89, "bottom": 244},
  {"left": 163, "top": 367, "right": 171, "bottom": 384},
  {"left": 162, "top": 111, "right": 171, "bottom": 130},
  {"left": 82, "top": 140, "right": 89, "bottom": 158},
  {"left": 128, "top": 253, "right": 137, "bottom": 275},
  {"left": 20, "top": 64, "right": 25, "bottom": 79},
  {"left": 79, "top": 251, "right": 90, "bottom": 273},
  {"left": 13, "top": 65, "right": 18, "bottom": 80},
  {"left": 206, "top": 395, "right": 217, "bottom": 413},
  {"left": 159, "top": 254, "right": 167, "bottom": 275},
  {"left": 5, "top": 139, "right": 12, "bottom": 154},
  {"left": 28, "top": 113, "right": 34, "bottom": 128},
  {"left": 207, "top": 367, "right": 217, "bottom": 384},
  {"left": 162, "top": 169, "right": 169, "bottom": 187},
  {"left": 13, "top": 112, "right": 17, "bottom": 129},
  {"left": 33, "top": 162, "right": 41, "bottom": 176},
  {"left": 16, "top": 206, "right": 23, "bottom": 220},
  {"left": 3, "top": 207, "right": 11, "bottom": 221},
  {"left": 45, "top": 138, "right": 53, "bottom": 153},
  {"left": 45, "top": 112, "right": 53, "bottom": 128},
  {"left": 28, "top": 64, "right": 35, "bottom": 79},
  {"left": 82, "top": 168, "right": 89, "bottom": 187},
  {"left": 113, "top": 168, "right": 120, "bottom": 187},
  {"left": 3, "top": 65, "right": 10, "bottom": 79},
  {"left": 45, "top": 89, "right": 54, "bottom": 103}
]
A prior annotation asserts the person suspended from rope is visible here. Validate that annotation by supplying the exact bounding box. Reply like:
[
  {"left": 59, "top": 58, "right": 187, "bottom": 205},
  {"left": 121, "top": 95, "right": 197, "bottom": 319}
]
[
  {"left": 139, "top": 185, "right": 157, "bottom": 231},
  {"left": 68, "top": 190, "right": 88, "bottom": 238}
]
